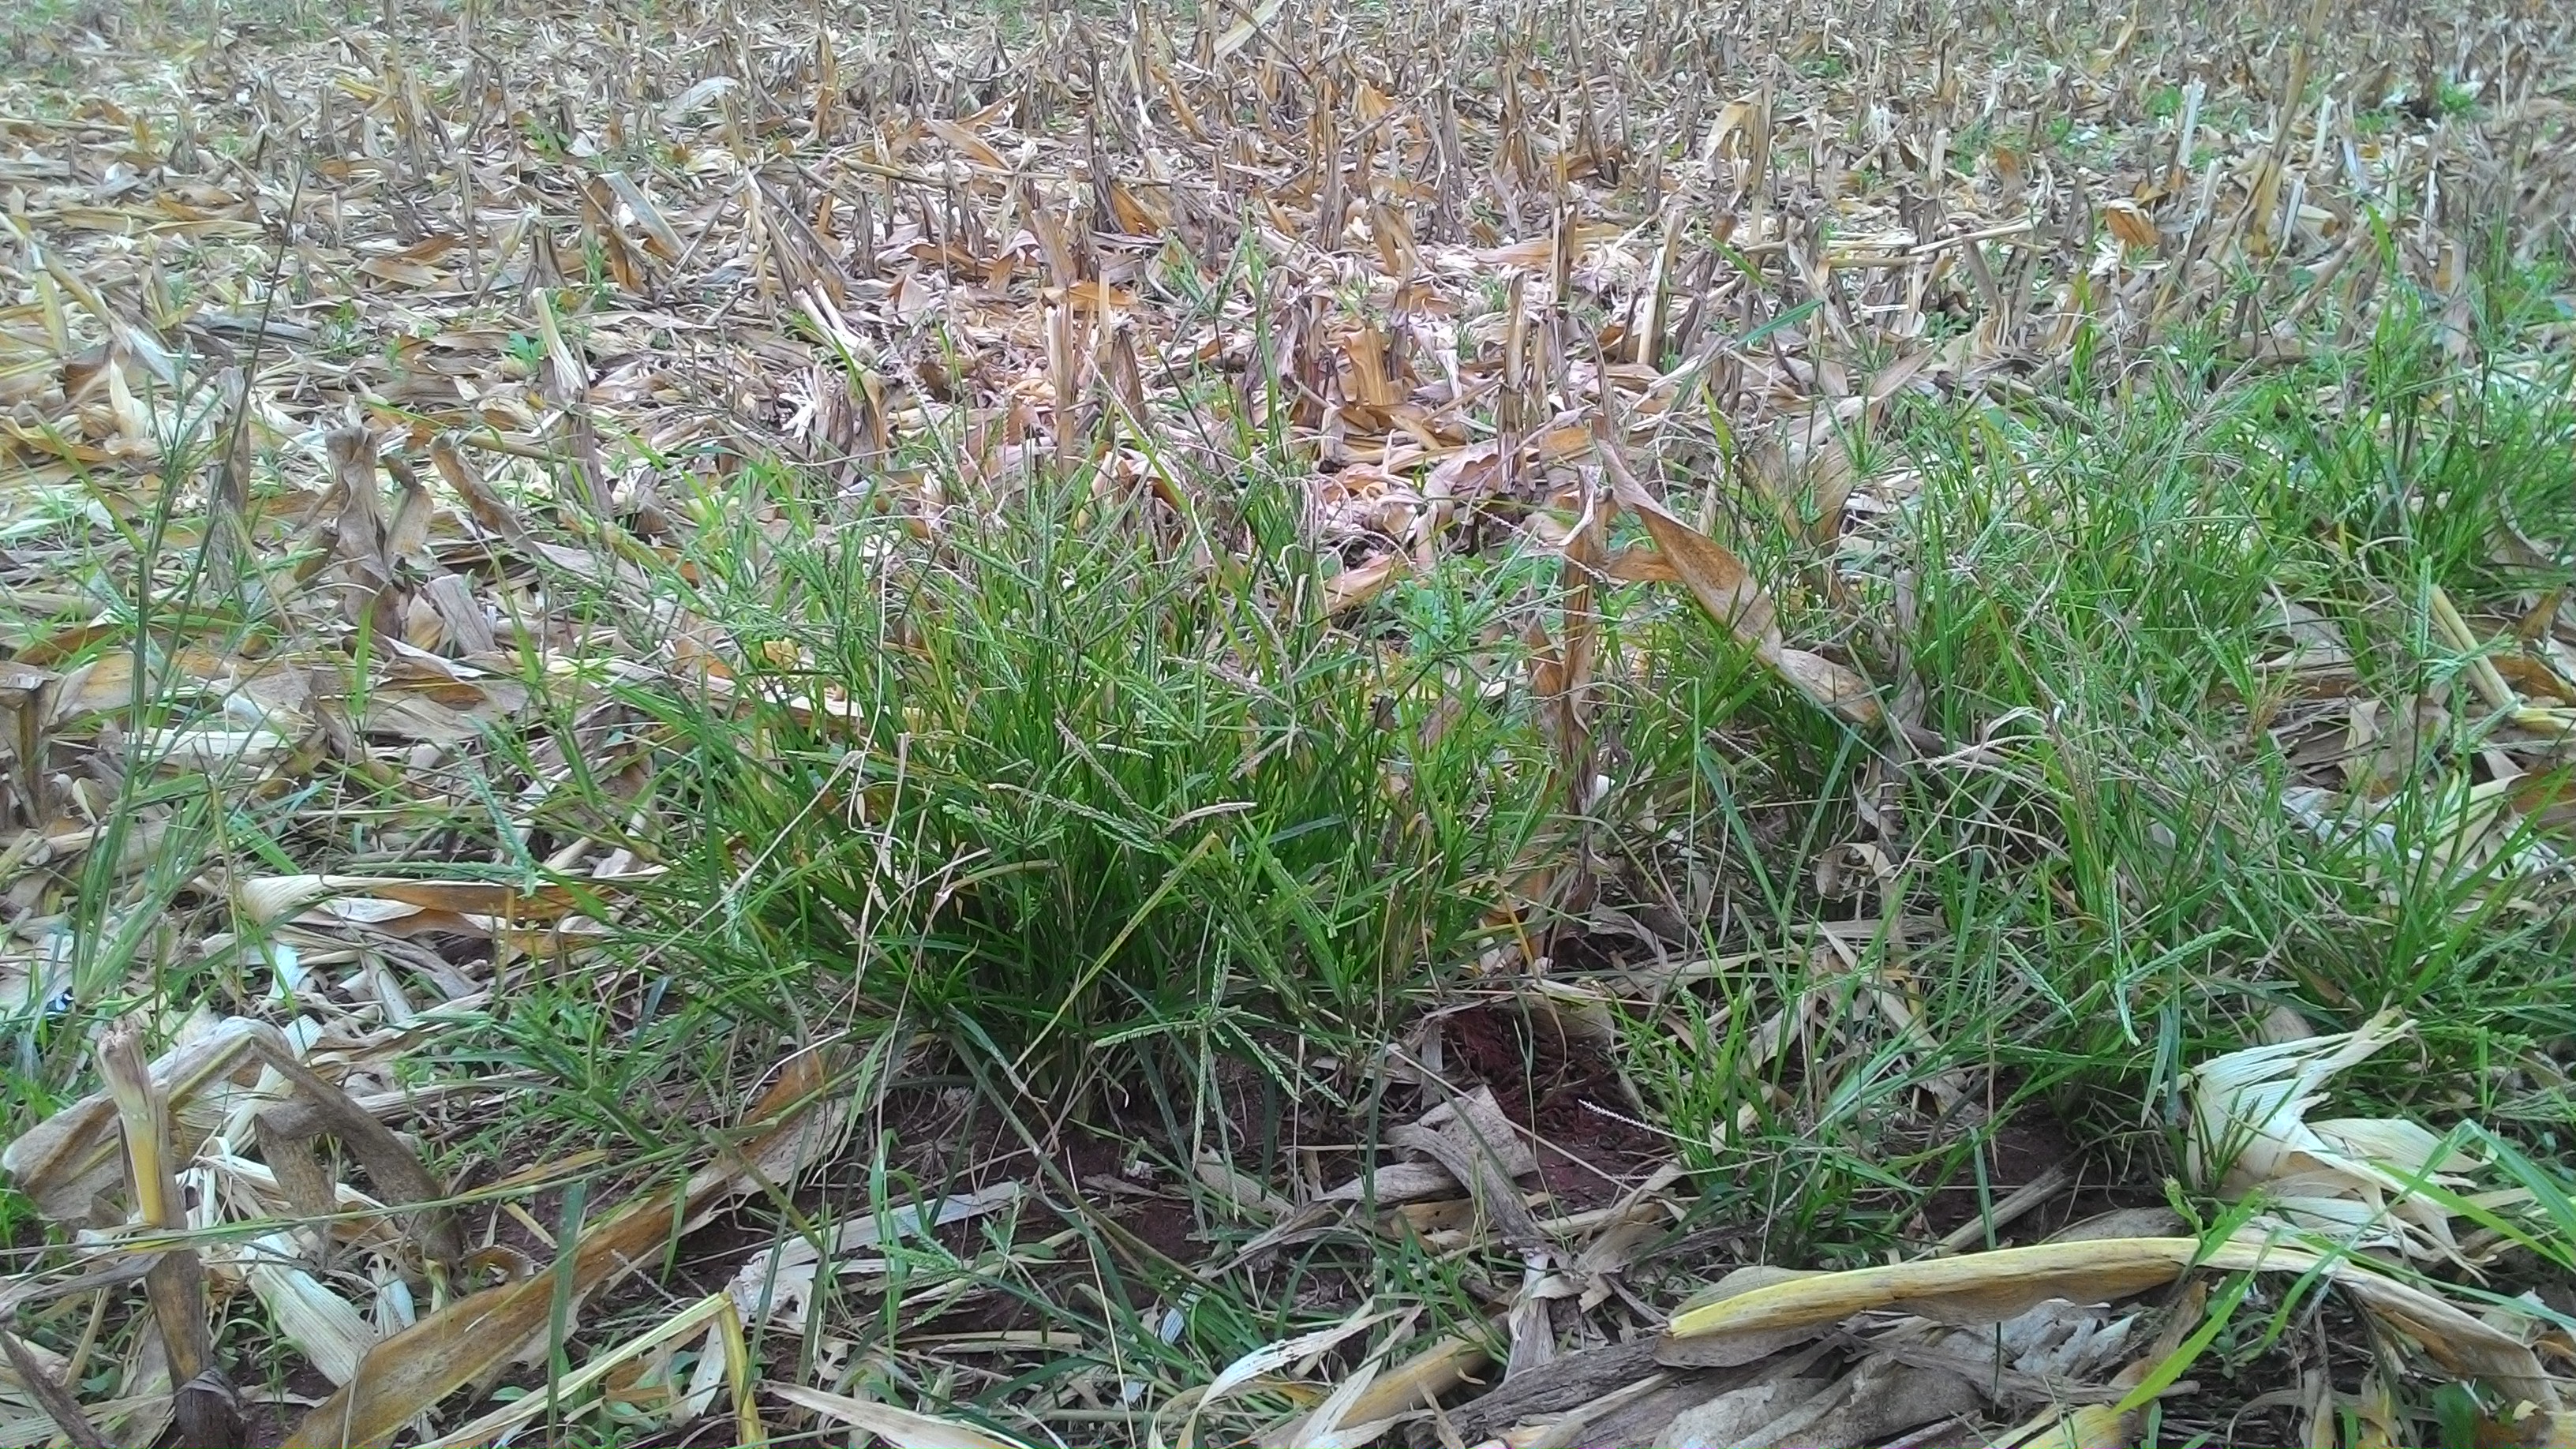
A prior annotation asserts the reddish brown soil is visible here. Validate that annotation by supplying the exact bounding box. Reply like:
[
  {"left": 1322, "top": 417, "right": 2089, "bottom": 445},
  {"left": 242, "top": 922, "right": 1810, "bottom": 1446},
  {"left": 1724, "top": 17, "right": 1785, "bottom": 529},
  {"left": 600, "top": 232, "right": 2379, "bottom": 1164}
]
[
  {"left": 1439, "top": 1001, "right": 1667, "bottom": 1211},
  {"left": 1913, "top": 1088, "right": 2149, "bottom": 1245}
]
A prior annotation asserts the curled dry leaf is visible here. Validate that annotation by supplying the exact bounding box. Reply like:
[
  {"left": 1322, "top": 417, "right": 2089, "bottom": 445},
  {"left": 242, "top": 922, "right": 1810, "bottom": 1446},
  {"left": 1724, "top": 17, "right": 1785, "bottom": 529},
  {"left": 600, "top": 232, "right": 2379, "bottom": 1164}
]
[
  {"left": 1597, "top": 440, "right": 1777, "bottom": 647},
  {"left": 2102, "top": 200, "right": 2161, "bottom": 249},
  {"left": 228, "top": 872, "right": 653, "bottom": 936},
  {"left": 1320, "top": 1330, "right": 1493, "bottom": 1437},
  {"left": 1324, "top": 552, "right": 1410, "bottom": 616},
  {"left": 2187, "top": 1009, "right": 2512, "bottom": 1264},
  {"left": 1777, "top": 647, "right": 1884, "bottom": 726},
  {"left": 1169, "top": 1305, "right": 1395, "bottom": 1449}
]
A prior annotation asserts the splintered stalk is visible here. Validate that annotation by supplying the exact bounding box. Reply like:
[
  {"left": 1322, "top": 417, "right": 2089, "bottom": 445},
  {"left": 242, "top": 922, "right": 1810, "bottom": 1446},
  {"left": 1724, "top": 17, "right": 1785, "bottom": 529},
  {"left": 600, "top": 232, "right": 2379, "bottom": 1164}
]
[
  {"left": 97, "top": 1023, "right": 238, "bottom": 1445},
  {"left": 0, "top": 1327, "right": 110, "bottom": 1449}
]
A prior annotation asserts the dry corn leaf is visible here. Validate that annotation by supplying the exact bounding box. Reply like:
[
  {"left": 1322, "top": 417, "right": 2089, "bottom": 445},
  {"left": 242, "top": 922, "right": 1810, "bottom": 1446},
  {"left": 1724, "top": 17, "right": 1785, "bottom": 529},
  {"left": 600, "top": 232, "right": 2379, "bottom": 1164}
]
[
  {"left": 1659, "top": 1368, "right": 1838, "bottom": 1447},
  {"left": 2102, "top": 200, "right": 2160, "bottom": 249},
  {"left": 1661, "top": 1353, "right": 1981, "bottom": 1448},
  {"left": 1672, "top": 1230, "right": 2563, "bottom": 1408},
  {"left": 230, "top": 872, "right": 652, "bottom": 937},
  {"left": 768, "top": 1381, "right": 1031, "bottom": 1448},
  {"left": 3, "top": 1016, "right": 270, "bottom": 1223},
  {"left": 238, "top": 1236, "right": 380, "bottom": 1387},
  {"left": 1594, "top": 431, "right": 1880, "bottom": 724},
  {"left": 419, "top": 1294, "right": 760, "bottom": 1449},
  {"left": 284, "top": 1050, "right": 848, "bottom": 1447},
  {"left": 1170, "top": 1304, "right": 1395, "bottom": 1449},
  {"left": 1324, "top": 552, "right": 1410, "bottom": 616},
  {"left": 1667, "top": 1237, "right": 2208, "bottom": 1342},
  {"left": 1602, "top": 459, "right": 1777, "bottom": 646}
]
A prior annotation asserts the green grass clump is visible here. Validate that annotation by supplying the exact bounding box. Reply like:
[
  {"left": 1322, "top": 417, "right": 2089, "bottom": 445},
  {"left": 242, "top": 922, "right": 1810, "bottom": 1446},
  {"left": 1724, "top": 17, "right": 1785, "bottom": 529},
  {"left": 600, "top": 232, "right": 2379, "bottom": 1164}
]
[
  {"left": 536, "top": 467, "right": 1548, "bottom": 1103},
  {"left": 1597, "top": 263, "right": 2576, "bottom": 1265},
  {"left": 1893, "top": 296, "right": 2576, "bottom": 1104}
]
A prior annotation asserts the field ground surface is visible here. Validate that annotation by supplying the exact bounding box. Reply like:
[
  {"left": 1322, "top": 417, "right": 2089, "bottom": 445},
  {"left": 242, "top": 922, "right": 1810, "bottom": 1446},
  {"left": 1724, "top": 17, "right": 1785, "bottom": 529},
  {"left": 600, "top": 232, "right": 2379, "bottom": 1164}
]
[{"left": 5, "top": 0, "right": 2576, "bottom": 1443}]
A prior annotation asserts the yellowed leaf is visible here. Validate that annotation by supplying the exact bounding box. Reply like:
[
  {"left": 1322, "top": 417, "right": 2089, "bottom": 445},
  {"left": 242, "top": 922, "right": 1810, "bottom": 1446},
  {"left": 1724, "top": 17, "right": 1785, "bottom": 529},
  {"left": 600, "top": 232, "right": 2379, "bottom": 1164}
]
[
  {"left": 2005, "top": 1403, "right": 2129, "bottom": 1449},
  {"left": 1607, "top": 483, "right": 1779, "bottom": 648},
  {"left": 923, "top": 118, "right": 1009, "bottom": 170},
  {"left": 1777, "top": 648, "right": 1883, "bottom": 725},
  {"left": 1667, "top": 1237, "right": 2205, "bottom": 1342},
  {"left": 1594, "top": 432, "right": 1881, "bottom": 724}
]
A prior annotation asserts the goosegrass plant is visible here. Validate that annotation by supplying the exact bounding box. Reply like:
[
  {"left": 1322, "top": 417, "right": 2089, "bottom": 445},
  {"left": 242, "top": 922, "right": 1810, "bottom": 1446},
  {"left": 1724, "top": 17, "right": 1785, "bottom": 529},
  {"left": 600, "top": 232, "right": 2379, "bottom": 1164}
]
[
  {"left": 5, "top": 369, "right": 266, "bottom": 1090},
  {"left": 507, "top": 450, "right": 1553, "bottom": 1118},
  {"left": 1603, "top": 253, "right": 2576, "bottom": 1269}
]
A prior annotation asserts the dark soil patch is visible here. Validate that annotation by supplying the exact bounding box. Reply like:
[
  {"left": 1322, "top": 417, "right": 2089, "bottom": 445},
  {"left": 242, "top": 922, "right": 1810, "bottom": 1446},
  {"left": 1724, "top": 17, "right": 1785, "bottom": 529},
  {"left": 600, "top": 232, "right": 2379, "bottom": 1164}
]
[
  {"left": 1915, "top": 1090, "right": 2151, "bottom": 1245},
  {"left": 216, "top": 1364, "right": 336, "bottom": 1449},
  {"left": 449, "top": 1020, "right": 1669, "bottom": 1447},
  {"left": 1056, "top": 1129, "right": 1204, "bottom": 1268},
  {"left": 1439, "top": 1001, "right": 1666, "bottom": 1211},
  {"left": 650, "top": 1043, "right": 1367, "bottom": 1334}
]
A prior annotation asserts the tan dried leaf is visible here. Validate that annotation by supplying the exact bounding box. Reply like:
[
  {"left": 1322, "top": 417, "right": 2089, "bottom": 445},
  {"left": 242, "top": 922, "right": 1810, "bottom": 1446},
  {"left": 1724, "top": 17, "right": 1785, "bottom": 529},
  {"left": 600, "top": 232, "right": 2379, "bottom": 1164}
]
[{"left": 2102, "top": 199, "right": 2161, "bottom": 249}]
